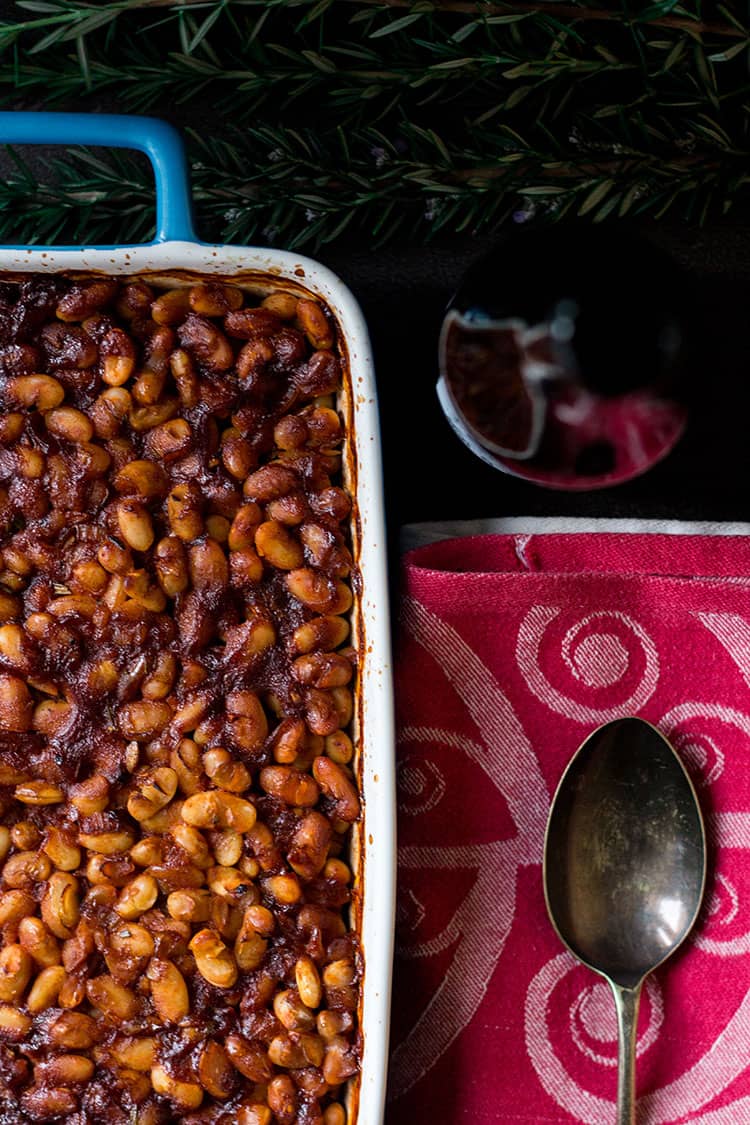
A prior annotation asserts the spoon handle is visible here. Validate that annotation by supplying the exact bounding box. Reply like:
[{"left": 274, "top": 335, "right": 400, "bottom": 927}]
[{"left": 611, "top": 981, "right": 641, "bottom": 1125}]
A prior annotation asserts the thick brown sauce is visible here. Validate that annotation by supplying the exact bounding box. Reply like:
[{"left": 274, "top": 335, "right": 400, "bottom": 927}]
[{"left": 0, "top": 275, "right": 361, "bottom": 1125}]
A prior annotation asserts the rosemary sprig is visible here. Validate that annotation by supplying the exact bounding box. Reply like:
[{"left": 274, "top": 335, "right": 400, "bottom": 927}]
[{"left": 0, "top": 0, "right": 747, "bottom": 247}]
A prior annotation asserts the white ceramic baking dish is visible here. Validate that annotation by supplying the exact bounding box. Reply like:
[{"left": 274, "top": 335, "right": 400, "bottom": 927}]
[{"left": 0, "top": 111, "right": 395, "bottom": 1125}]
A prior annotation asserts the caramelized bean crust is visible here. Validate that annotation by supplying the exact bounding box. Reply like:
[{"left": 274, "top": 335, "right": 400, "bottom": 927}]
[{"left": 0, "top": 275, "right": 359, "bottom": 1125}]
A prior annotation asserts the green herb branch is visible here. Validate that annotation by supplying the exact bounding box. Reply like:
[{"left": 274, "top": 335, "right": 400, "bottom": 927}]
[{"left": 0, "top": 0, "right": 748, "bottom": 247}]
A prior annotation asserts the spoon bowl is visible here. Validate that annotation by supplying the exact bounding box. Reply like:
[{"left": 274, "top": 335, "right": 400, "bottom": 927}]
[{"left": 543, "top": 716, "right": 706, "bottom": 1123}]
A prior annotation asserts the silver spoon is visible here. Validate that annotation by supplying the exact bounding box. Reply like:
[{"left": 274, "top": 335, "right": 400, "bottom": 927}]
[{"left": 543, "top": 716, "right": 706, "bottom": 1124}]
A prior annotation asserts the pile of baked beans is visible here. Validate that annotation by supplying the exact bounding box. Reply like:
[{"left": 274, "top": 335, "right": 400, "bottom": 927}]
[{"left": 0, "top": 274, "right": 360, "bottom": 1124}]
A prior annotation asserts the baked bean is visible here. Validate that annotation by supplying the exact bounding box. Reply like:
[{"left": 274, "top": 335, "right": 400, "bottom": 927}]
[
  {"left": 114, "top": 458, "right": 168, "bottom": 499},
  {"left": 225, "top": 1033, "right": 273, "bottom": 1082},
  {"left": 151, "top": 1063, "right": 204, "bottom": 1109},
  {"left": 118, "top": 701, "right": 172, "bottom": 740},
  {"left": 91, "top": 386, "right": 132, "bottom": 437},
  {"left": 313, "top": 755, "right": 360, "bottom": 822},
  {"left": 259, "top": 765, "right": 320, "bottom": 807},
  {"left": 198, "top": 1039, "right": 235, "bottom": 1099},
  {"left": 27, "top": 964, "right": 66, "bottom": 1014},
  {"left": 189, "top": 928, "right": 238, "bottom": 988},
  {"left": 296, "top": 954, "right": 323, "bottom": 1009},
  {"left": 100, "top": 325, "right": 137, "bottom": 384},
  {"left": 262, "top": 291, "right": 298, "bottom": 319},
  {"left": 226, "top": 689, "right": 269, "bottom": 751},
  {"left": 3, "top": 850, "right": 51, "bottom": 889},
  {"left": 86, "top": 975, "right": 138, "bottom": 1023},
  {"left": 288, "top": 811, "right": 332, "bottom": 880},
  {"left": 0, "top": 673, "right": 33, "bottom": 731},
  {"left": 115, "top": 874, "right": 159, "bottom": 920},
  {"left": 14, "top": 779, "right": 65, "bottom": 805},
  {"left": 45, "top": 406, "right": 93, "bottom": 443},
  {"left": 111, "top": 1035, "right": 158, "bottom": 1071},
  {"left": 147, "top": 957, "right": 189, "bottom": 1022},
  {"left": 224, "top": 307, "right": 281, "bottom": 339},
  {"left": 297, "top": 299, "right": 334, "bottom": 349},
  {"left": 228, "top": 503, "right": 261, "bottom": 550},
  {"left": 178, "top": 313, "right": 233, "bottom": 371},
  {"left": 0, "top": 276, "right": 359, "bottom": 1118},
  {"left": 167, "top": 482, "right": 204, "bottom": 542},
  {"left": 182, "top": 790, "right": 257, "bottom": 833},
  {"left": 203, "top": 749, "right": 251, "bottom": 795},
  {"left": 70, "top": 776, "right": 110, "bottom": 815},
  {"left": 43, "top": 827, "right": 81, "bottom": 872},
  {"left": 167, "top": 887, "right": 211, "bottom": 924},
  {"left": 190, "top": 282, "right": 244, "bottom": 316},
  {"left": 130, "top": 398, "right": 178, "bottom": 432},
  {"left": 189, "top": 536, "right": 229, "bottom": 590},
  {"left": 0, "top": 944, "right": 32, "bottom": 1002},
  {"left": 127, "top": 766, "right": 178, "bottom": 821},
  {"left": 42, "top": 873, "right": 80, "bottom": 939},
  {"left": 6, "top": 373, "right": 64, "bottom": 411},
  {"left": 0, "top": 890, "right": 35, "bottom": 926},
  {"left": 267, "top": 1074, "right": 298, "bottom": 1124},
  {"left": 293, "top": 651, "right": 353, "bottom": 689},
  {"left": 293, "top": 614, "right": 350, "bottom": 654},
  {"left": 263, "top": 873, "right": 302, "bottom": 905},
  {"left": 154, "top": 535, "right": 190, "bottom": 596},
  {"left": 255, "top": 520, "right": 303, "bottom": 570},
  {"left": 19, "top": 917, "right": 61, "bottom": 968},
  {"left": 170, "top": 347, "right": 200, "bottom": 407},
  {"left": 325, "top": 729, "right": 353, "bottom": 765},
  {"left": 77, "top": 828, "right": 134, "bottom": 854},
  {"left": 244, "top": 463, "right": 298, "bottom": 502},
  {"left": 151, "top": 287, "right": 192, "bottom": 325},
  {"left": 57, "top": 278, "right": 117, "bottom": 321},
  {"left": 304, "top": 688, "right": 342, "bottom": 736},
  {"left": 117, "top": 499, "right": 154, "bottom": 552}
]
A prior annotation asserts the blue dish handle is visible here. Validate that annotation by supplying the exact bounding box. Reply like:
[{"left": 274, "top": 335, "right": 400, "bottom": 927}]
[{"left": 0, "top": 111, "right": 197, "bottom": 246}]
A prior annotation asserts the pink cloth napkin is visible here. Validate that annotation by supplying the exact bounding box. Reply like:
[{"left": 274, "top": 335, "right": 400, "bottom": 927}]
[{"left": 388, "top": 532, "right": 750, "bottom": 1124}]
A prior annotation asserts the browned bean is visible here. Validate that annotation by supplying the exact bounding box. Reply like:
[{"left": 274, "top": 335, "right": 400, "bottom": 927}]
[
  {"left": 178, "top": 313, "right": 233, "bottom": 371},
  {"left": 198, "top": 1039, "right": 236, "bottom": 1099},
  {"left": 189, "top": 537, "right": 229, "bottom": 590},
  {"left": 225, "top": 1033, "right": 273, "bottom": 1082},
  {"left": 86, "top": 975, "right": 138, "bottom": 1023},
  {"left": 243, "top": 463, "right": 298, "bottom": 503},
  {"left": 292, "top": 651, "right": 352, "bottom": 689},
  {"left": 0, "top": 673, "right": 33, "bottom": 731},
  {"left": 57, "top": 279, "right": 117, "bottom": 321},
  {"left": 167, "top": 482, "right": 203, "bottom": 542},
  {"left": 293, "top": 614, "right": 350, "bottom": 654},
  {"left": 224, "top": 307, "right": 281, "bottom": 339},
  {"left": 297, "top": 299, "right": 334, "bottom": 349},
  {"left": 154, "top": 535, "right": 189, "bottom": 597},
  {"left": 114, "top": 459, "right": 168, "bottom": 499},
  {"left": 255, "top": 521, "right": 303, "bottom": 570},
  {"left": 151, "top": 287, "right": 192, "bottom": 325},
  {"left": 6, "top": 373, "right": 64, "bottom": 410},
  {"left": 100, "top": 326, "right": 137, "bottom": 385},
  {"left": 118, "top": 701, "right": 172, "bottom": 740},
  {"left": 287, "top": 810, "right": 332, "bottom": 880},
  {"left": 313, "top": 755, "right": 360, "bottom": 821},
  {"left": 259, "top": 765, "right": 320, "bottom": 807},
  {"left": 189, "top": 283, "right": 243, "bottom": 316}
]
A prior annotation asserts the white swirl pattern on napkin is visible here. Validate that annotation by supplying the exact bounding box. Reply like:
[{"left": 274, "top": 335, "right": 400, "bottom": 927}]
[{"left": 393, "top": 595, "right": 750, "bottom": 1121}]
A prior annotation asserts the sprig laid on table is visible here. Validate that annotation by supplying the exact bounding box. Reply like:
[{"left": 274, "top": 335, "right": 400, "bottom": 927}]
[{"left": 0, "top": 0, "right": 748, "bottom": 247}]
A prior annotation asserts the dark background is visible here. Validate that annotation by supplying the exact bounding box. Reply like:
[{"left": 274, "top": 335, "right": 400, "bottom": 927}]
[
  {"left": 4, "top": 133, "right": 750, "bottom": 540},
  {"left": 321, "top": 224, "right": 750, "bottom": 533}
]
